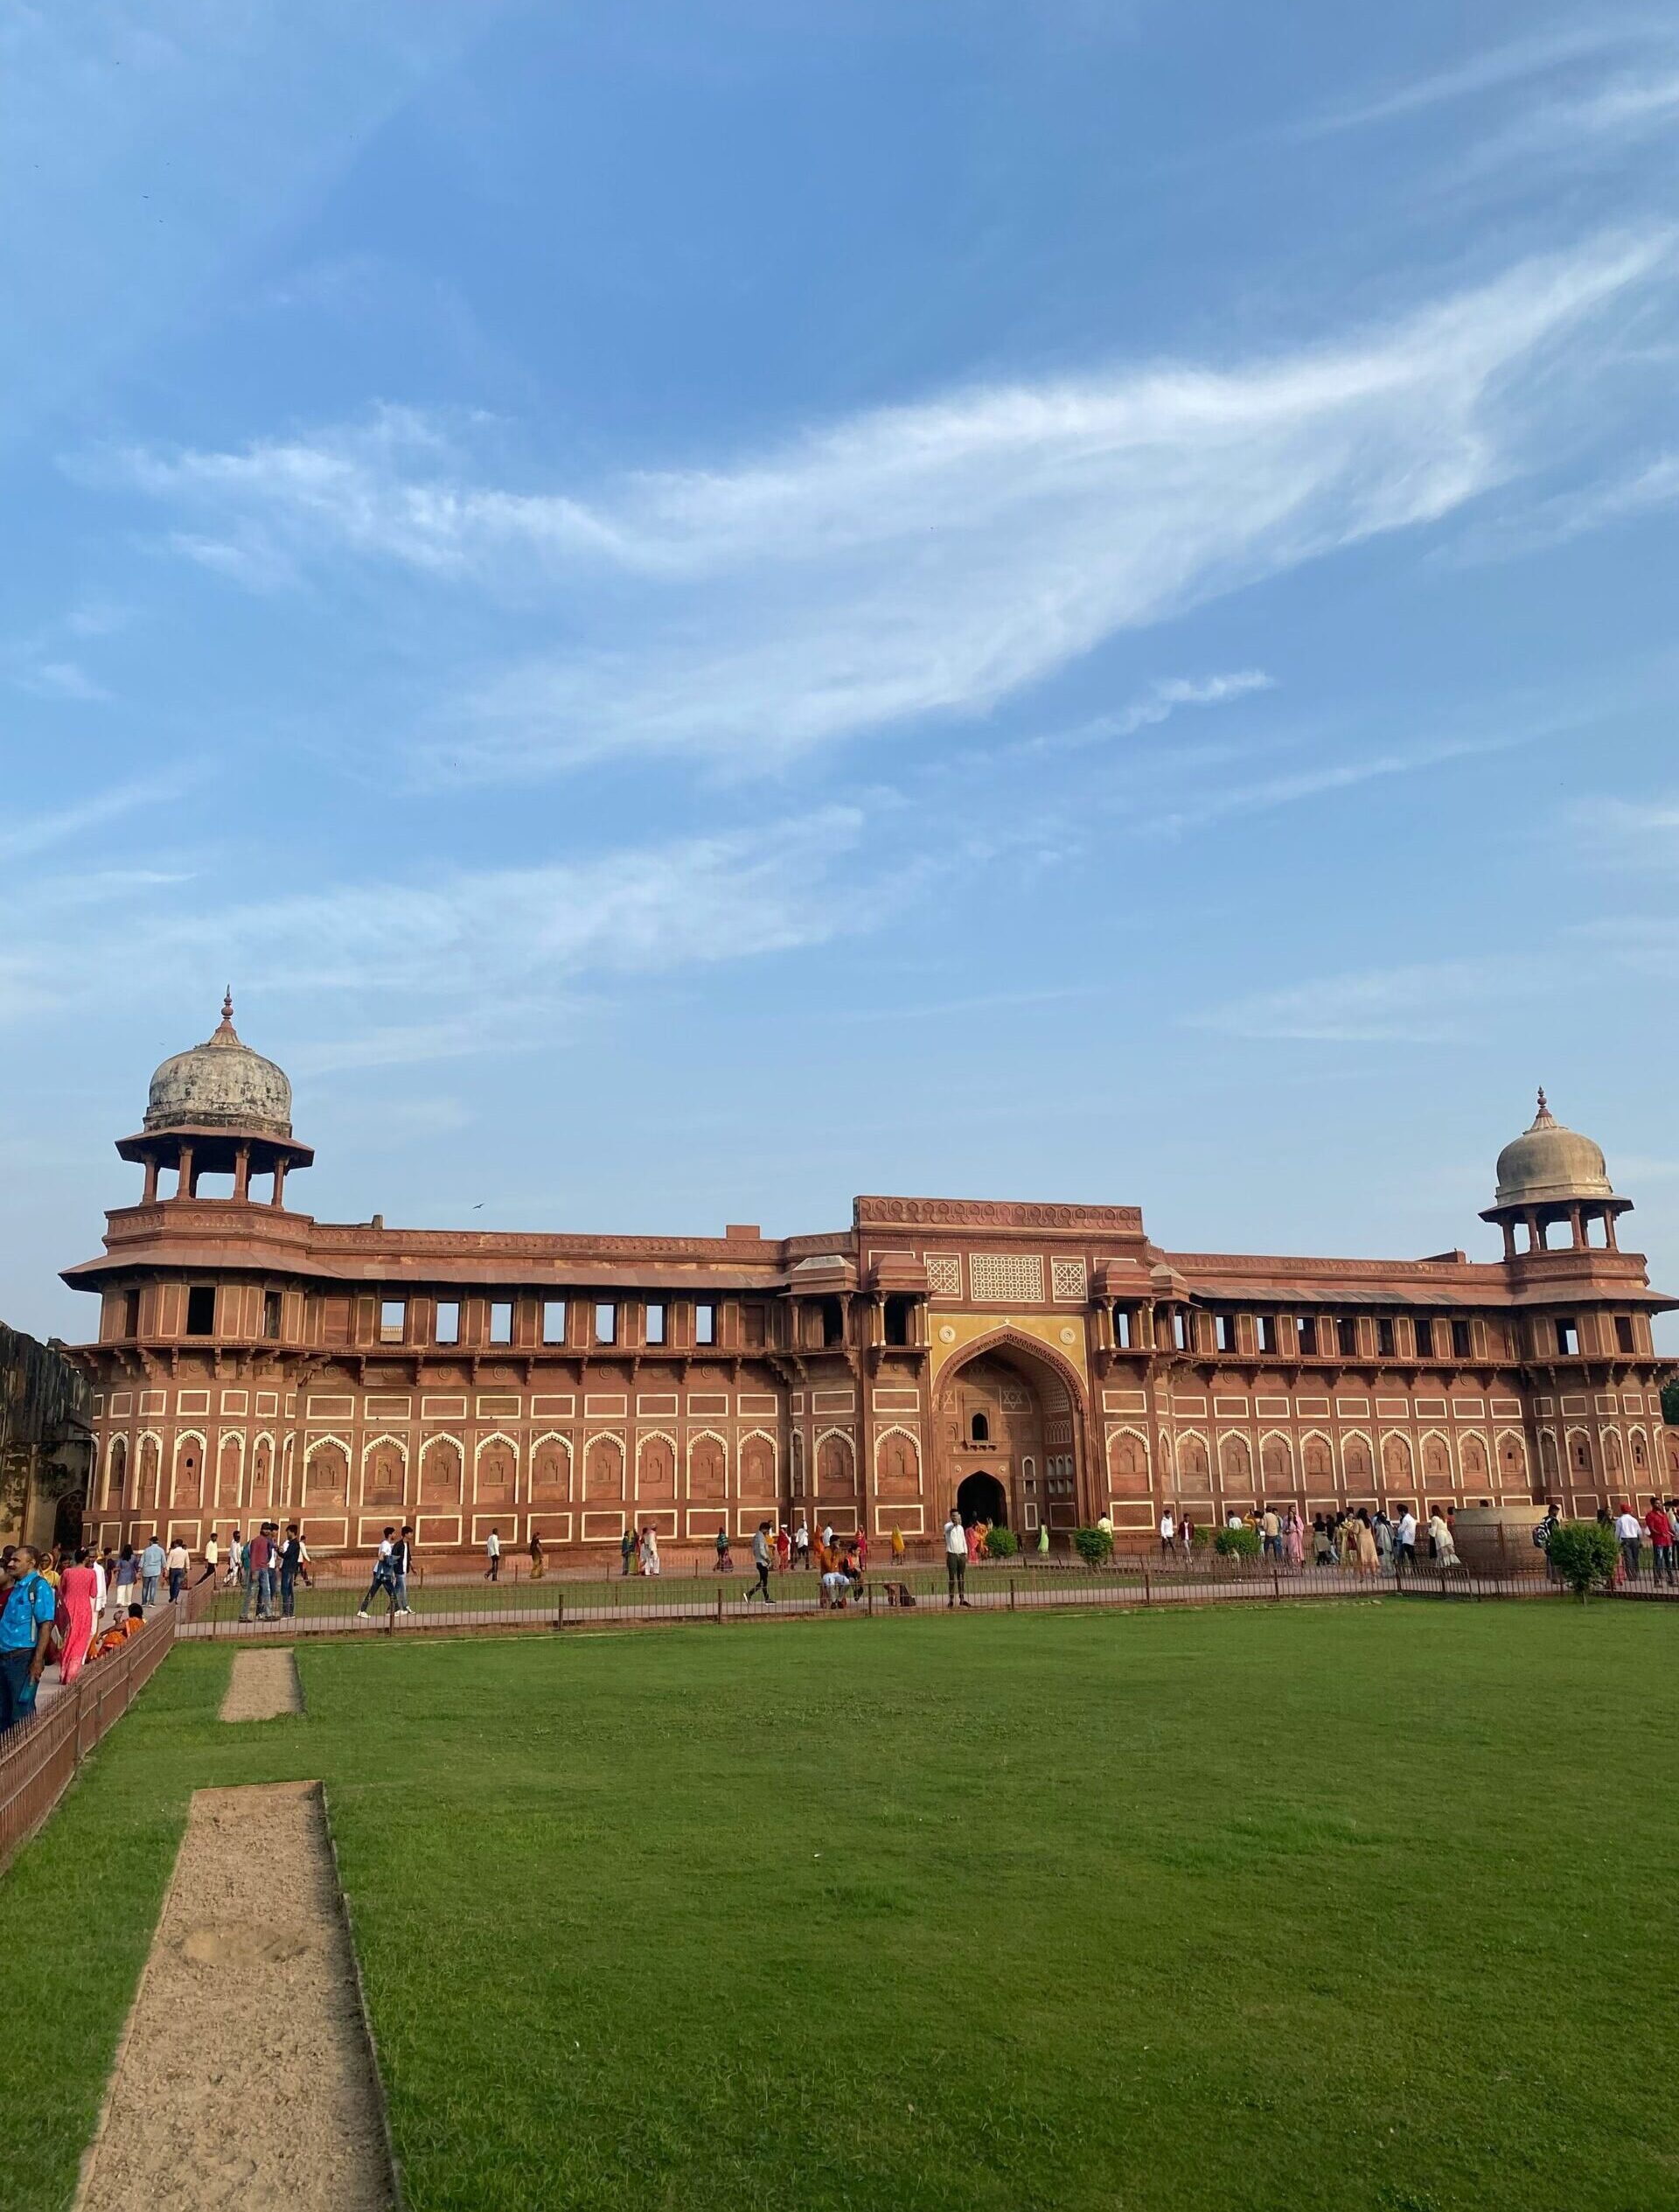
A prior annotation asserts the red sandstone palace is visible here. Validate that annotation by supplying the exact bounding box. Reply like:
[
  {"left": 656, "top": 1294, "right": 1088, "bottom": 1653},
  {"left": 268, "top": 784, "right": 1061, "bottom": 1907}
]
[{"left": 63, "top": 997, "right": 1677, "bottom": 1557}]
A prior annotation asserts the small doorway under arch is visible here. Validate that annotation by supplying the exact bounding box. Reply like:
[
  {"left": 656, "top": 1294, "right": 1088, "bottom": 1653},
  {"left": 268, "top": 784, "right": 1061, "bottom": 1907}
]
[{"left": 957, "top": 1470, "right": 1007, "bottom": 1529}]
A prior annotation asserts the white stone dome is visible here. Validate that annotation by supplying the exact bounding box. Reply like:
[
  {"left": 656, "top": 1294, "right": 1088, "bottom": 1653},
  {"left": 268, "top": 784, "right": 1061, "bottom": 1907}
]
[
  {"left": 1493, "top": 1091, "right": 1613, "bottom": 1208},
  {"left": 143, "top": 993, "right": 292, "bottom": 1138}
]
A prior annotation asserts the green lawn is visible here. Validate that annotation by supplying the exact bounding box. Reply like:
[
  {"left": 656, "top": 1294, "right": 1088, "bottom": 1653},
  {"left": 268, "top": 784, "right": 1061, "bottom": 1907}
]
[{"left": 3, "top": 1603, "right": 1676, "bottom": 2211}]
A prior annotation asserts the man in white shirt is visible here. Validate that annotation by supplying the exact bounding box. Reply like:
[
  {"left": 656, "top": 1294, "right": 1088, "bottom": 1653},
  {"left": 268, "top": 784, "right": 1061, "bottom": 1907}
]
[
  {"left": 944, "top": 1512, "right": 971, "bottom": 1609},
  {"left": 1159, "top": 1509, "right": 1175, "bottom": 1559},
  {"left": 1396, "top": 1508, "right": 1418, "bottom": 1573},
  {"left": 484, "top": 1527, "right": 502, "bottom": 1582},
  {"left": 1615, "top": 1507, "right": 1642, "bottom": 1581}
]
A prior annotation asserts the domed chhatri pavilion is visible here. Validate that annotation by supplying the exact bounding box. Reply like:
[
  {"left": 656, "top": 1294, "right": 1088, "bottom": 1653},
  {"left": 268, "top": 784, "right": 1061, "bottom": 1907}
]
[{"left": 61, "top": 1001, "right": 1676, "bottom": 1560}]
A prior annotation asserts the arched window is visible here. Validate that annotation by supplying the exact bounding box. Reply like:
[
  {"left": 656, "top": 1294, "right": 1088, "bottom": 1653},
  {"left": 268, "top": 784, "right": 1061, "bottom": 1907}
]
[{"left": 971, "top": 1413, "right": 990, "bottom": 1445}]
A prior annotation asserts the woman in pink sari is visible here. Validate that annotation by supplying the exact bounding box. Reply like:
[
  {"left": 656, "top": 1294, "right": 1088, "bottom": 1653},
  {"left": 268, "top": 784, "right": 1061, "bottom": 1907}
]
[
  {"left": 1283, "top": 1508, "right": 1305, "bottom": 1572},
  {"left": 57, "top": 1548, "right": 99, "bottom": 1685}
]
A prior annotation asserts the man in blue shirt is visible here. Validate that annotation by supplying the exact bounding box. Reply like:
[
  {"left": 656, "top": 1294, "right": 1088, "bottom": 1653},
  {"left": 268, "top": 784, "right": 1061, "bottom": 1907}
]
[
  {"left": 138, "top": 1533, "right": 166, "bottom": 1607},
  {"left": 0, "top": 1546, "right": 59, "bottom": 1731}
]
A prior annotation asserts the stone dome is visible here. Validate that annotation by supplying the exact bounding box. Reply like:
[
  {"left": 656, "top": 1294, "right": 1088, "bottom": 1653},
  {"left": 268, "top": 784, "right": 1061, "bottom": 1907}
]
[
  {"left": 143, "top": 993, "right": 293, "bottom": 1138},
  {"left": 1493, "top": 1091, "right": 1614, "bottom": 1208}
]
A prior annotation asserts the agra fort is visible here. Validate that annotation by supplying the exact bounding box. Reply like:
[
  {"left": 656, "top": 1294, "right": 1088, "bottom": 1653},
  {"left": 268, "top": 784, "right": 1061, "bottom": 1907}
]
[{"left": 62, "top": 997, "right": 1677, "bottom": 1559}]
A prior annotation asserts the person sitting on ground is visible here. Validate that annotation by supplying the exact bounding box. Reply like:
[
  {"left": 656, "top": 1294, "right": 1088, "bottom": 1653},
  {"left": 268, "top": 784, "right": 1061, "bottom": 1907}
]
[{"left": 90, "top": 1603, "right": 146, "bottom": 1661}]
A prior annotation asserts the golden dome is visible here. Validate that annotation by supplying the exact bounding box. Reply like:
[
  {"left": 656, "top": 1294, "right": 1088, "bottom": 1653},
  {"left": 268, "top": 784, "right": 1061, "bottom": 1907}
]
[{"left": 1493, "top": 1091, "right": 1614, "bottom": 1209}]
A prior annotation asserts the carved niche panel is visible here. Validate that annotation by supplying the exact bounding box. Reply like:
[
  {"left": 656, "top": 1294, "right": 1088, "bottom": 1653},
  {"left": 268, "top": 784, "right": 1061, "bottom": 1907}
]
[
  {"left": 739, "top": 1434, "right": 777, "bottom": 1498},
  {"left": 637, "top": 1435, "right": 675, "bottom": 1503},
  {"left": 1383, "top": 1437, "right": 1413, "bottom": 1487},
  {"left": 217, "top": 1435, "right": 243, "bottom": 1511},
  {"left": 309, "top": 1443, "right": 348, "bottom": 1506},
  {"left": 1219, "top": 1436, "right": 1251, "bottom": 1491},
  {"left": 420, "top": 1440, "right": 462, "bottom": 1506},
  {"left": 876, "top": 1431, "right": 920, "bottom": 1502},
  {"left": 817, "top": 1433, "right": 857, "bottom": 1496},
  {"left": 1261, "top": 1435, "right": 1292, "bottom": 1490},
  {"left": 365, "top": 1441, "right": 406, "bottom": 1506},
  {"left": 688, "top": 1435, "right": 727, "bottom": 1501},
  {"left": 171, "top": 1441, "right": 202, "bottom": 1511},
  {"left": 477, "top": 1439, "right": 517, "bottom": 1506},
  {"left": 586, "top": 1435, "right": 625, "bottom": 1501},
  {"left": 137, "top": 1435, "right": 160, "bottom": 1511},
  {"left": 531, "top": 1437, "right": 571, "bottom": 1502},
  {"left": 1343, "top": 1436, "right": 1374, "bottom": 1489},
  {"left": 1108, "top": 1432, "right": 1150, "bottom": 1498}
]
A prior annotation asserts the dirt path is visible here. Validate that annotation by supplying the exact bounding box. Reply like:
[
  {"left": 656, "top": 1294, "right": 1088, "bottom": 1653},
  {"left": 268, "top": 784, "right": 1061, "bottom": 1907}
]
[
  {"left": 219, "top": 1647, "right": 303, "bottom": 1720},
  {"left": 77, "top": 1783, "right": 393, "bottom": 2212}
]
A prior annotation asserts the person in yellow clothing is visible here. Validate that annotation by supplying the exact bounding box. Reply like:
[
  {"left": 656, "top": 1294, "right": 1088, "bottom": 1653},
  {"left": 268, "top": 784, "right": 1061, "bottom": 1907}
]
[{"left": 889, "top": 1526, "right": 905, "bottom": 1562}]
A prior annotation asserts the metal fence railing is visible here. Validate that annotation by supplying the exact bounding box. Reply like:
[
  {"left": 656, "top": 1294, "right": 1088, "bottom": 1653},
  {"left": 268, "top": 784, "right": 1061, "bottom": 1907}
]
[
  {"left": 166, "top": 1546, "right": 1678, "bottom": 1641},
  {"left": 0, "top": 1597, "right": 179, "bottom": 1876}
]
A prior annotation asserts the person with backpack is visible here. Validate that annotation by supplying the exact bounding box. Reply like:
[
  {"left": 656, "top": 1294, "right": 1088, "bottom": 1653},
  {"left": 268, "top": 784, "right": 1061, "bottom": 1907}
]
[
  {"left": 746, "top": 1522, "right": 774, "bottom": 1603},
  {"left": 387, "top": 1526, "right": 415, "bottom": 1616},
  {"left": 356, "top": 1528, "right": 397, "bottom": 1618},
  {"left": 0, "top": 1546, "right": 59, "bottom": 1730},
  {"left": 1642, "top": 1498, "right": 1675, "bottom": 1589},
  {"left": 279, "top": 1523, "right": 310, "bottom": 1617}
]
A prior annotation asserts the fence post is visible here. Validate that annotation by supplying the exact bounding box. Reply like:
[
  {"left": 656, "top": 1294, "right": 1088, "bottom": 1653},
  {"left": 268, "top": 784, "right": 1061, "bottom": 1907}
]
[
  {"left": 555, "top": 1593, "right": 564, "bottom": 1633},
  {"left": 1143, "top": 1566, "right": 1152, "bottom": 1606},
  {"left": 1009, "top": 1581, "right": 1016, "bottom": 1612},
  {"left": 1272, "top": 1571, "right": 1281, "bottom": 1601},
  {"left": 716, "top": 1587, "right": 724, "bottom": 1625},
  {"left": 867, "top": 1585, "right": 875, "bottom": 1617}
]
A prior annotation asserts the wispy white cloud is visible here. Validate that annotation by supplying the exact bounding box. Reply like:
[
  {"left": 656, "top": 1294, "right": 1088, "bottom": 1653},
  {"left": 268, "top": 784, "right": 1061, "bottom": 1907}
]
[
  {"left": 0, "top": 3, "right": 494, "bottom": 436},
  {"left": 1298, "top": 24, "right": 1666, "bottom": 136},
  {"left": 13, "top": 658, "right": 112, "bottom": 703},
  {"left": 1130, "top": 725, "right": 1543, "bottom": 838},
  {"left": 0, "top": 773, "right": 190, "bottom": 865},
  {"left": 1022, "top": 670, "right": 1273, "bottom": 755},
  {"left": 100, "top": 235, "right": 1673, "bottom": 777},
  {"left": 1188, "top": 959, "right": 1532, "bottom": 1043},
  {"left": 1466, "top": 451, "right": 1679, "bottom": 559},
  {"left": 0, "top": 806, "right": 881, "bottom": 1036}
]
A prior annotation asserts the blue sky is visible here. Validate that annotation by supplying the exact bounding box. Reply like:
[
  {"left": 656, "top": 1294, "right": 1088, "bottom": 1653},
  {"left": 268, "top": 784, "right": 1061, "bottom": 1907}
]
[{"left": 6, "top": 1, "right": 1679, "bottom": 1342}]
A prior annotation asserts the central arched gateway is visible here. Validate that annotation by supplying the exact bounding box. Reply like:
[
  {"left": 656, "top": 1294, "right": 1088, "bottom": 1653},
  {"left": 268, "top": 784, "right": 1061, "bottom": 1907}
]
[{"left": 935, "top": 1332, "right": 1088, "bottom": 1535}]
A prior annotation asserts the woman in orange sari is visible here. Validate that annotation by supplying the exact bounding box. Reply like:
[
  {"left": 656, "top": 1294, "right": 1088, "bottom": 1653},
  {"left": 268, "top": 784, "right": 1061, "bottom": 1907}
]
[{"left": 57, "top": 1548, "right": 99, "bottom": 1685}]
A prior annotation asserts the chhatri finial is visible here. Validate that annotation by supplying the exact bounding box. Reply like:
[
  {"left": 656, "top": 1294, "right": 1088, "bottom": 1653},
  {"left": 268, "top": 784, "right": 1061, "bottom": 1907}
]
[
  {"left": 1531, "top": 1085, "right": 1554, "bottom": 1130},
  {"left": 212, "top": 987, "right": 238, "bottom": 1042}
]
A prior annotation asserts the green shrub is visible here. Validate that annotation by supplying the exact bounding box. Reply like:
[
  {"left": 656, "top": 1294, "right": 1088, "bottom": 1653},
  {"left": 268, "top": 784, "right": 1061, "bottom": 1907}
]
[
  {"left": 1546, "top": 1518, "right": 1620, "bottom": 1598},
  {"left": 1190, "top": 1521, "right": 1216, "bottom": 1550},
  {"left": 1072, "top": 1525, "right": 1114, "bottom": 1567},
  {"left": 1213, "top": 1524, "right": 1261, "bottom": 1560},
  {"left": 983, "top": 1525, "right": 1019, "bottom": 1559}
]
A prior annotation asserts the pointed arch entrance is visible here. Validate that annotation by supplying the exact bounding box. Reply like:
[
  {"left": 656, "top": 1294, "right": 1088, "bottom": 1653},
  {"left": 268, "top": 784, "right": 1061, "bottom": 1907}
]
[{"left": 934, "top": 1330, "right": 1089, "bottom": 1535}]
